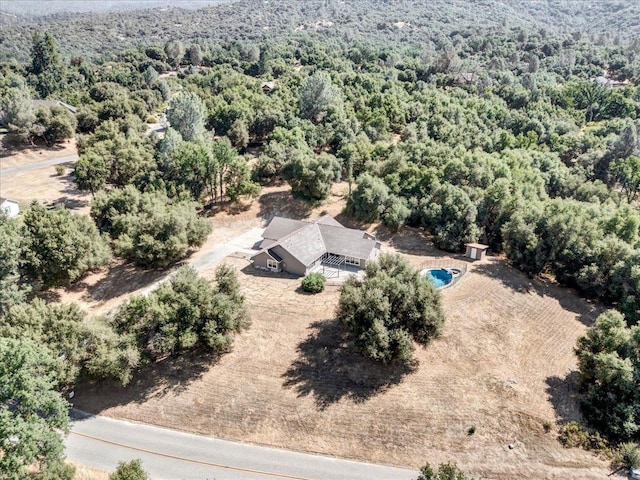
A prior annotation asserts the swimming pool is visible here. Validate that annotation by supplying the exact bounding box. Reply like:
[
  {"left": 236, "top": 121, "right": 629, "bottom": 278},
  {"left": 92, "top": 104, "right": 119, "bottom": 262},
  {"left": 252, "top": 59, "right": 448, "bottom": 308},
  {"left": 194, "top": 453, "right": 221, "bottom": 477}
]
[{"left": 420, "top": 267, "right": 462, "bottom": 289}]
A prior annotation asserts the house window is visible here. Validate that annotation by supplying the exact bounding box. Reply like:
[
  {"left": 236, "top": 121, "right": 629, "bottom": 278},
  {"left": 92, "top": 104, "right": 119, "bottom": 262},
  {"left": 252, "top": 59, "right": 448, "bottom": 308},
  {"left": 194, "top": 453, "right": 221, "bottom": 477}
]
[
  {"left": 267, "top": 259, "right": 279, "bottom": 270},
  {"left": 345, "top": 256, "right": 359, "bottom": 266}
]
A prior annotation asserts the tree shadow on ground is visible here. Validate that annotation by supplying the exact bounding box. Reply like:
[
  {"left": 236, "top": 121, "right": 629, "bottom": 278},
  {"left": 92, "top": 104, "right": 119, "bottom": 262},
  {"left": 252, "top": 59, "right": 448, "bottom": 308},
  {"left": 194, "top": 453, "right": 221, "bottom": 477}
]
[
  {"left": 546, "top": 371, "right": 583, "bottom": 425},
  {"left": 0, "top": 133, "right": 67, "bottom": 156},
  {"left": 202, "top": 199, "right": 252, "bottom": 217},
  {"left": 258, "top": 190, "right": 313, "bottom": 222},
  {"left": 282, "top": 319, "right": 417, "bottom": 410},
  {"left": 375, "top": 224, "right": 465, "bottom": 260},
  {"left": 474, "top": 260, "right": 603, "bottom": 328},
  {"left": 48, "top": 195, "right": 89, "bottom": 210},
  {"left": 72, "top": 349, "right": 216, "bottom": 413},
  {"left": 82, "top": 262, "right": 170, "bottom": 303}
]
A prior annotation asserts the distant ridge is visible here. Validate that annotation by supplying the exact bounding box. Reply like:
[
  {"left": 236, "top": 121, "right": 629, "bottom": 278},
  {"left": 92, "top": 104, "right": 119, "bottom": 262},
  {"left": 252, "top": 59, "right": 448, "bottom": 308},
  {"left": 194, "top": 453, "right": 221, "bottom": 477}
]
[
  {"left": 0, "top": 0, "right": 236, "bottom": 16},
  {"left": 1, "top": 0, "right": 638, "bottom": 63}
]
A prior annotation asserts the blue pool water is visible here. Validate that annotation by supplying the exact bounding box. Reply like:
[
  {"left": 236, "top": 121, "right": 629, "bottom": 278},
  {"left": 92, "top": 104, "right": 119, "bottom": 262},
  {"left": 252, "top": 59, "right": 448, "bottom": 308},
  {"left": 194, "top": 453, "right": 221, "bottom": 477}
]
[
  {"left": 420, "top": 268, "right": 461, "bottom": 288},
  {"left": 423, "top": 268, "right": 454, "bottom": 288}
]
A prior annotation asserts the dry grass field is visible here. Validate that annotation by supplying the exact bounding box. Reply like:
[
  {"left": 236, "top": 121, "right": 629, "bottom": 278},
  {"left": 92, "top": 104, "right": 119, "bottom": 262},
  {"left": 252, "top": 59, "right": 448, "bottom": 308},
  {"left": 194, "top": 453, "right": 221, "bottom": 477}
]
[
  {"left": 64, "top": 182, "right": 619, "bottom": 480},
  {"left": 0, "top": 137, "right": 90, "bottom": 214},
  {"left": 0, "top": 143, "right": 621, "bottom": 478},
  {"left": 69, "top": 461, "right": 109, "bottom": 480}
]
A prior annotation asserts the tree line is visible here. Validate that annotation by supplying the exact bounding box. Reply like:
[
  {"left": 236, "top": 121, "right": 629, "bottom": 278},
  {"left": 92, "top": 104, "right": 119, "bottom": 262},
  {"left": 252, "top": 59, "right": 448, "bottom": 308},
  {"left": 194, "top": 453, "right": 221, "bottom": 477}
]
[{"left": 1, "top": 1, "right": 640, "bottom": 470}]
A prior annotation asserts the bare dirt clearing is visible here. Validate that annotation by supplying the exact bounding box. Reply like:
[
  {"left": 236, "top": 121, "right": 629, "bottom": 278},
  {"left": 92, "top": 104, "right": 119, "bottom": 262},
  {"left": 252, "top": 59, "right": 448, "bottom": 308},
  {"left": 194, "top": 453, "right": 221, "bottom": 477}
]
[
  {"left": 0, "top": 136, "right": 77, "bottom": 168},
  {"left": 69, "top": 183, "right": 617, "bottom": 480},
  {"left": 0, "top": 137, "right": 89, "bottom": 213}
]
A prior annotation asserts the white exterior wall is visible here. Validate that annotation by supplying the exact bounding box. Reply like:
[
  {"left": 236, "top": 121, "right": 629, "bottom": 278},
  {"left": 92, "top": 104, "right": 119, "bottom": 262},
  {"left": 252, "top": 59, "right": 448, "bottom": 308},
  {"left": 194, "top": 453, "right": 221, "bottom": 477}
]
[{"left": 0, "top": 200, "right": 19, "bottom": 218}]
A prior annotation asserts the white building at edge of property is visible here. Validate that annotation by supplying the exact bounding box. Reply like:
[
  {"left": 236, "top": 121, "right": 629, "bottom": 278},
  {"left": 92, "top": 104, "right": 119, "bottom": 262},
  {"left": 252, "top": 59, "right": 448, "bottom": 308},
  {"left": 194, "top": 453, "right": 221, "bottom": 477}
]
[{"left": 0, "top": 198, "right": 19, "bottom": 217}]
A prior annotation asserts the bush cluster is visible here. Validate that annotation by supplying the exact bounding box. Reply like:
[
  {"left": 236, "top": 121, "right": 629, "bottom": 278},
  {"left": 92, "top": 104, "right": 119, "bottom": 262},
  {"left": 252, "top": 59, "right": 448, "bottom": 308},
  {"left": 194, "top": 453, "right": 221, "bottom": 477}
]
[{"left": 301, "top": 273, "right": 326, "bottom": 293}]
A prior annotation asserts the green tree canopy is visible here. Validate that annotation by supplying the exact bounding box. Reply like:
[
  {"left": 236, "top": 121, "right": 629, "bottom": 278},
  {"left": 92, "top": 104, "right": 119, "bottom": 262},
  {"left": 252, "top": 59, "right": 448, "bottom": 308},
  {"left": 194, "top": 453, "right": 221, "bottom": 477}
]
[
  {"left": 167, "top": 91, "right": 206, "bottom": 142},
  {"left": 299, "top": 71, "right": 343, "bottom": 123},
  {"left": 113, "top": 265, "right": 249, "bottom": 362},
  {"left": 0, "top": 85, "right": 36, "bottom": 141},
  {"left": 337, "top": 253, "right": 444, "bottom": 364},
  {"left": 0, "top": 299, "right": 139, "bottom": 388},
  {"left": 576, "top": 310, "right": 640, "bottom": 441},
  {"left": 348, "top": 173, "right": 409, "bottom": 231},
  {"left": 281, "top": 151, "right": 341, "bottom": 201},
  {"left": 419, "top": 183, "right": 480, "bottom": 252},
  {"left": 613, "top": 156, "right": 640, "bottom": 204},
  {"left": 0, "top": 214, "right": 29, "bottom": 316},
  {"left": 91, "top": 186, "right": 210, "bottom": 268},
  {"left": 22, "top": 203, "right": 112, "bottom": 287},
  {"left": 0, "top": 338, "right": 72, "bottom": 480},
  {"left": 29, "top": 32, "right": 66, "bottom": 98}
]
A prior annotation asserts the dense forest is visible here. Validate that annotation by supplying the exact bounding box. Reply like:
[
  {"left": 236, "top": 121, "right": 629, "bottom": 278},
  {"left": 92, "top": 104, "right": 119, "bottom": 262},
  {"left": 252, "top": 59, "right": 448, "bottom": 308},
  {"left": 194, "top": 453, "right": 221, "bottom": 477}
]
[{"left": 1, "top": 0, "right": 640, "bottom": 477}]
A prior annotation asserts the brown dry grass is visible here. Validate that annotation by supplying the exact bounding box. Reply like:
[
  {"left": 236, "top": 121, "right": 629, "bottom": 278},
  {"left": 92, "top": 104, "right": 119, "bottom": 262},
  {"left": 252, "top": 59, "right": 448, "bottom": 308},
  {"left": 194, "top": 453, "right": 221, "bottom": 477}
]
[
  {"left": 67, "top": 183, "right": 619, "bottom": 480},
  {"left": 0, "top": 137, "right": 90, "bottom": 214},
  {"left": 69, "top": 461, "right": 109, "bottom": 480},
  {"left": 0, "top": 136, "right": 77, "bottom": 167},
  {"left": 2, "top": 150, "right": 615, "bottom": 478}
]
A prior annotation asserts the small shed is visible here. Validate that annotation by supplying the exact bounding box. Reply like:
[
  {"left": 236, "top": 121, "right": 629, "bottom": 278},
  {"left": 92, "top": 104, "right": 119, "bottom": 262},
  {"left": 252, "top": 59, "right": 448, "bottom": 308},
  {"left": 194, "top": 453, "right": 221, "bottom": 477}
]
[
  {"left": 464, "top": 243, "right": 488, "bottom": 261},
  {"left": 260, "top": 81, "right": 276, "bottom": 93},
  {"left": 0, "top": 198, "right": 20, "bottom": 217}
]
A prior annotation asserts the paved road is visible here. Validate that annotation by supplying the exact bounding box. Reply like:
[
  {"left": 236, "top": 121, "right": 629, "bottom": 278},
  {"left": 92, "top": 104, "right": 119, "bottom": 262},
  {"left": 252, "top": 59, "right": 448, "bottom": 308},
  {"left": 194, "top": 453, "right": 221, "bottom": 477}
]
[
  {"left": 0, "top": 154, "right": 79, "bottom": 177},
  {"left": 66, "top": 411, "right": 417, "bottom": 480}
]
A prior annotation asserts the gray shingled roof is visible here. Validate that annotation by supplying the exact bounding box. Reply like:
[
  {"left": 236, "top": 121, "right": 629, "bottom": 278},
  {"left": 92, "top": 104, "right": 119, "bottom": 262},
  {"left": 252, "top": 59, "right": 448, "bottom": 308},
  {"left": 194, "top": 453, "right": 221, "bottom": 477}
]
[
  {"left": 279, "top": 224, "right": 326, "bottom": 266},
  {"left": 253, "top": 215, "right": 378, "bottom": 267},
  {"left": 315, "top": 215, "right": 344, "bottom": 228},
  {"left": 262, "top": 217, "right": 308, "bottom": 241},
  {"left": 318, "top": 224, "right": 377, "bottom": 259}
]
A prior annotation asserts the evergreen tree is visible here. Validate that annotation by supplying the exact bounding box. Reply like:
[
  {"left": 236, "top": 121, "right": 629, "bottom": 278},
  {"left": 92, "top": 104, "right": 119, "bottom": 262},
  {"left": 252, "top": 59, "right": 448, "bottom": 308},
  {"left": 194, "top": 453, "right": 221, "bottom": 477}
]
[{"left": 29, "top": 32, "right": 66, "bottom": 98}]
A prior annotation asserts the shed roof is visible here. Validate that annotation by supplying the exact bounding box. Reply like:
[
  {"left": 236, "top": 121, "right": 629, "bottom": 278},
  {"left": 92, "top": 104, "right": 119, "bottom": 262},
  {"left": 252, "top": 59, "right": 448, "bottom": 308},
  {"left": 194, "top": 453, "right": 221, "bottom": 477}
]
[
  {"left": 465, "top": 243, "right": 489, "bottom": 250},
  {"left": 267, "top": 248, "right": 283, "bottom": 262}
]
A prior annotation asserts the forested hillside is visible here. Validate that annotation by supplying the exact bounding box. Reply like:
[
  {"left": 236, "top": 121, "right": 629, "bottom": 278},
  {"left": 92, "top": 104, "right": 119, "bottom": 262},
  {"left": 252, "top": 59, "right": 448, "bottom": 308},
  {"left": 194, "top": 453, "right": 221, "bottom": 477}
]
[
  {"left": 1, "top": 0, "right": 639, "bottom": 62},
  {"left": 1, "top": 0, "right": 640, "bottom": 476}
]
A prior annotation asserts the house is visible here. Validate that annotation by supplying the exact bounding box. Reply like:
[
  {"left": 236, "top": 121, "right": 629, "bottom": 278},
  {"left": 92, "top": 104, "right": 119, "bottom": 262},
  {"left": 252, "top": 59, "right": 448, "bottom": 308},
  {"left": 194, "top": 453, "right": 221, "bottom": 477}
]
[
  {"left": 0, "top": 198, "right": 19, "bottom": 217},
  {"left": 0, "top": 100, "right": 77, "bottom": 127},
  {"left": 260, "top": 81, "right": 276, "bottom": 93},
  {"left": 464, "top": 243, "right": 489, "bottom": 261},
  {"left": 251, "top": 215, "right": 381, "bottom": 276},
  {"left": 31, "top": 100, "right": 78, "bottom": 114},
  {"left": 594, "top": 76, "right": 627, "bottom": 89},
  {"left": 453, "top": 71, "right": 479, "bottom": 86}
]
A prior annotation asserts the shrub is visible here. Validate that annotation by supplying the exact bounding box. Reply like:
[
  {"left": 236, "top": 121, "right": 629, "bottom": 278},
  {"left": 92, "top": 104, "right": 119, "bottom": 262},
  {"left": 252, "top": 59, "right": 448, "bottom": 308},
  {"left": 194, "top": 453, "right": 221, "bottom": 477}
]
[
  {"left": 619, "top": 442, "right": 640, "bottom": 469},
  {"left": 301, "top": 272, "right": 326, "bottom": 293},
  {"left": 558, "top": 421, "right": 610, "bottom": 454},
  {"left": 416, "top": 461, "right": 475, "bottom": 480},
  {"left": 55, "top": 164, "right": 65, "bottom": 175},
  {"left": 109, "top": 459, "right": 149, "bottom": 480}
]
